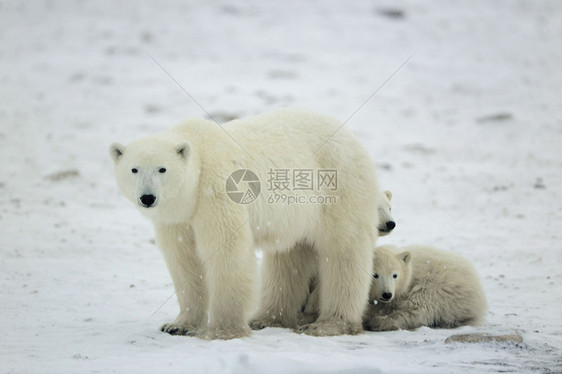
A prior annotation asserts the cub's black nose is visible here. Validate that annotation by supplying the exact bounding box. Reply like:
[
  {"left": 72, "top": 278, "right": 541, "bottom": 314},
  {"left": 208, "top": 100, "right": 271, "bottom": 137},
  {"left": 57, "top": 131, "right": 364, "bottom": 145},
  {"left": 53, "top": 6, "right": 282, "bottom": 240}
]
[
  {"left": 140, "top": 194, "right": 156, "bottom": 207},
  {"left": 382, "top": 292, "right": 393, "bottom": 301},
  {"left": 386, "top": 221, "right": 396, "bottom": 230}
]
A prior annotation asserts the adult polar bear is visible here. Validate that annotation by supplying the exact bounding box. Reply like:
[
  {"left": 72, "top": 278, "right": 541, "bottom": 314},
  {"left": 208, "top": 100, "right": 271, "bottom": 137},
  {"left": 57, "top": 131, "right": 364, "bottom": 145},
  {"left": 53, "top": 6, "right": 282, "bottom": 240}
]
[{"left": 110, "top": 108, "right": 380, "bottom": 339}]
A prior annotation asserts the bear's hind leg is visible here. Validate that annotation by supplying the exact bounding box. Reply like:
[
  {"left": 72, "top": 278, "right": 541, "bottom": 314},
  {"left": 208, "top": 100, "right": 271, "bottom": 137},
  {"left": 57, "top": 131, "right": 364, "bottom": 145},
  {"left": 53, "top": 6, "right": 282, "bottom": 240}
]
[
  {"left": 298, "top": 276, "right": 320, "bottom": 325},
  {"left": 250, "top": 243, "right": 317, "bottom": 330},
  {"left": 299, "top": 234, "right": 374, "bottom": 336}
]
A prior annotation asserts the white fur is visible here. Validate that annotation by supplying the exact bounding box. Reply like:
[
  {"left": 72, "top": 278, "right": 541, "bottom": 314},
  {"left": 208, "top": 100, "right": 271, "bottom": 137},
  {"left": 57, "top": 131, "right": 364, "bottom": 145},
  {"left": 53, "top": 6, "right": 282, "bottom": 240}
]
[
  {"left": 110, "top": 108, "right": 380, "bottom": 339},
  {"left": 365, "top": 244, "right": 487, "bottom": 331}
]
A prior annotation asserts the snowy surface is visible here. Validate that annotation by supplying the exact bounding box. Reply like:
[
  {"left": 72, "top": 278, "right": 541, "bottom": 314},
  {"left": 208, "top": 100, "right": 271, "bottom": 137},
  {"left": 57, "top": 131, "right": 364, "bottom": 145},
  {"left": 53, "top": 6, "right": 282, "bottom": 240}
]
[{"left": 1, "top": 1, "right": 562, "bottom": 373}]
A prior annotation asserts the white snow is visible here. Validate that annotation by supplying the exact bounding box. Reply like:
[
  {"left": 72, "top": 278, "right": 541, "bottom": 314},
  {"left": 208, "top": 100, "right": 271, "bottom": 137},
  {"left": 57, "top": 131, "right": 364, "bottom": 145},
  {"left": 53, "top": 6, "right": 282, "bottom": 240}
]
[{"left": 1, "top": 0, "right": 562, "bottom": 373}]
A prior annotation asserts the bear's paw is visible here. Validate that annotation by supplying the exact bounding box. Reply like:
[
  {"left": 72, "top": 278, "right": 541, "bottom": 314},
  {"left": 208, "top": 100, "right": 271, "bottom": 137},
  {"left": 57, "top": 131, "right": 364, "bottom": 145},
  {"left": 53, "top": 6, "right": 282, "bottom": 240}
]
[
  {"left": 201, "top": 324, "right": 252, "bottom": 340},
  {"left": 160, "top": 322, "right": 198, "bottom": 336},
  {"left": 365, "top": 315, "right": 403, "bottom": 332},
  {"left": 297, "top": 320, "right": 362, "bottom": 336},
  {"left": 249, "top": 315, "right": 296, "bottom": 330}
]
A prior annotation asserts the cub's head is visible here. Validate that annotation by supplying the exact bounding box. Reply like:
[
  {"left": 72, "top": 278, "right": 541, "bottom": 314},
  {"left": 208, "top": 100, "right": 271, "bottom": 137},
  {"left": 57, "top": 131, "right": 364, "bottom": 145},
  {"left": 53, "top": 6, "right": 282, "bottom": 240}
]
[
  {"left": 377, "top": 190, "right": 395, "bottom": 236},
  {"left": 370, "top": 245, "right": 412, "bottom": 304},
  {"left": 109, "top": 138, "right": 191, "bottom": 219}
]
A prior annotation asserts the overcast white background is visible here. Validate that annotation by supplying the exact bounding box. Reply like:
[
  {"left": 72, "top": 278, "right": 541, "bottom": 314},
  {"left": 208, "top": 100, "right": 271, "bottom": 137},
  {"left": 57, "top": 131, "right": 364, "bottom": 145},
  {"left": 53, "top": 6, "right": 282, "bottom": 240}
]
[{"left": 1, "top": 1, "right": 561, "bottom": 373}]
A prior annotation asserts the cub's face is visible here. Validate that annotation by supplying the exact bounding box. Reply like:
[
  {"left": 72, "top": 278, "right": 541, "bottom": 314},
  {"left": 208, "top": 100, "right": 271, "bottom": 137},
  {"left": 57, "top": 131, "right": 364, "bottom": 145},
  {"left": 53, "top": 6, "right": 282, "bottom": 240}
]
[
  {"left": 109, "top": 139, "right": 191, "bottom": 215},
  {"left": 370, "top": 247, "right": 412, "bottom": 304},
  {"left": 377, "top": 190, "right": 395, "bottom": 236}
]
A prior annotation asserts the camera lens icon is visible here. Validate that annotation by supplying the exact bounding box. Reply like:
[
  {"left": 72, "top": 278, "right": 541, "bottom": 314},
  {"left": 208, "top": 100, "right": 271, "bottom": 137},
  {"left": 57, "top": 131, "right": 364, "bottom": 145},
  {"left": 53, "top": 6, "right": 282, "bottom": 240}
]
[{"left": 225, "top": 169, "right": 261, "bottom": 204}]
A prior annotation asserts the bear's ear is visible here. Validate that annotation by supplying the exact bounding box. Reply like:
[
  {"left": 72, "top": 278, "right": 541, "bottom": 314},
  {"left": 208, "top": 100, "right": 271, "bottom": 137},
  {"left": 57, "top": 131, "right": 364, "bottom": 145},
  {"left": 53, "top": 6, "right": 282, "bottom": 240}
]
[
  {"left": 399, "top": 251, "right": 411, "bottom": 264},
  {"left": 109, "top": 143, "right": 125, "bottom": 163},
  {"left": 384, "top": 190, "right": 392, "bottom": 201},
  {"left": 175, "top": 142, "right": 191, "bottom": 161}
]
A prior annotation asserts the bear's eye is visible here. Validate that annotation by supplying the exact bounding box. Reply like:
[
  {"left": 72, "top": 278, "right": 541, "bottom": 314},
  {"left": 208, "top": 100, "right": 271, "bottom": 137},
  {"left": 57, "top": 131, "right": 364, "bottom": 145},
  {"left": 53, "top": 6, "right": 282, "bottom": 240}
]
[
  {"left": 159, "top": 168, "right": 166, "bottom": 173},
  {"left": 131, "top": 168, "right": 138, "bottom": 174},
  {"left": 393, "top": 273, "right": 398, "bottom": 278},
  {"left": 373, "top": 273, "right": 379, "bottom": 279}
]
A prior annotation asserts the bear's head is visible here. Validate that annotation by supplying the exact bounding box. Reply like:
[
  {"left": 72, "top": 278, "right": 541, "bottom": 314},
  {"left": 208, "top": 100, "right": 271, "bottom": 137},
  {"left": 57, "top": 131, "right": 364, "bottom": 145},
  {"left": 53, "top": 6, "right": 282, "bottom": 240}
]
[
  {"left": 109, "top": 137, "right": 194, "bottom": 222},
  {"left": 377, "top": 190, "right": 395, "bottom": 236},
  {"left": 370, "top": 245, "right": 412, "bottom": 304}
]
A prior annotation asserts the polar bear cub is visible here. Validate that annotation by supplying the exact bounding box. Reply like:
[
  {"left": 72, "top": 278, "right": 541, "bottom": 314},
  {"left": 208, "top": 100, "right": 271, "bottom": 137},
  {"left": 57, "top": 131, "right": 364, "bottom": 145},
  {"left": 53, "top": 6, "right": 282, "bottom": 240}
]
[
  {"left": 110, "top": 108, "right": 380, "bottom": 339},
  {"left": 377, "top": 190, "right": 395, "bottom": 236},
  {"left": 365, "top": 244, "right": 487, "bottom": 331}
]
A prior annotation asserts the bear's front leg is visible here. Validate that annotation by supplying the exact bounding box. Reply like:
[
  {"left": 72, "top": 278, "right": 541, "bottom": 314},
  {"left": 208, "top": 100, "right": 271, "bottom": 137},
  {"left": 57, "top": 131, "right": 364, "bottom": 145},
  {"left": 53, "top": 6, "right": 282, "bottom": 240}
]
[
  {"left": 194, "top": 211, "right": 256, "bottom": 340},
  {"left": 155, "top": 224, "right": 207, "bottom": 336},
  {"left": 365, "top": 301, "right": 428, "bottom": 331},
  {"left": 365, "top": 314, "right": 403, "bottom": 331}
]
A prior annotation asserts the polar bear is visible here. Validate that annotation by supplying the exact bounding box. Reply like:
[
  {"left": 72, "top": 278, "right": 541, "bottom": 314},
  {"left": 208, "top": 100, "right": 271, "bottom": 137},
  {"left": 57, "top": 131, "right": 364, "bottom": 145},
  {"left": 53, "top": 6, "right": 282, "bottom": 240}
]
[
  {"left": 377, "top": 190, "right": 395, "bottom": 236},
  {"left": 110, "top": 108, "right": 380, "bottom": 339},
  {"left": 298, "top": 189, "right": 395, "bottom": 325},
  {"left": 364, "top": 244, "right": 487, "bottom": 331}
]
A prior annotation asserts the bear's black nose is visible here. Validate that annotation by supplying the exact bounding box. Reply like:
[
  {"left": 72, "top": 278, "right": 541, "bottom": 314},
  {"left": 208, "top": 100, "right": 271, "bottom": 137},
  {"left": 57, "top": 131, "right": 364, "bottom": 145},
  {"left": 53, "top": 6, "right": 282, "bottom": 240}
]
[
  {"left": 140, "top": 194, "right": 156, "bottom": 207},
  {"left": 386, "top": 221, "right": 396, "bottom": 230},
  {"left": 382, "top": 292, "right": 393, "bottom": 301}
]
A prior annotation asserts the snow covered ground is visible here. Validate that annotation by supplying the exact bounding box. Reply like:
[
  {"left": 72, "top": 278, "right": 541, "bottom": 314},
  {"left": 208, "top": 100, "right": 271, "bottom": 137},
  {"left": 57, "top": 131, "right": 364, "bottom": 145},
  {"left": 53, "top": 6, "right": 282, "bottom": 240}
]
[{"left": 1, "top": 0, "right": 561, "bottom": 372}]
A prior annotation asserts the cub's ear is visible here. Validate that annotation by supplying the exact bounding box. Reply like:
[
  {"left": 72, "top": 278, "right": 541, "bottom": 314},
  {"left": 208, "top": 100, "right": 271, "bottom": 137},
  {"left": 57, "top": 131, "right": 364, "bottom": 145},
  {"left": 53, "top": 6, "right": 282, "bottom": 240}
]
[
  {"left": 109, "top": 143, "right": 125, "bottom": 163},
  {"left": 399, "top": 251, "right": 411, "bottom": 264},
  {"left": 175, "top": 142, "right": 192, "bottom": 161},
  {"left": 384, "top": 190, "right": 392, "bottom": 201}
]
